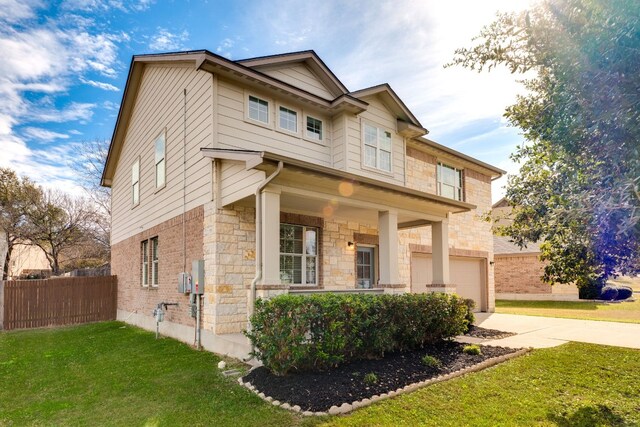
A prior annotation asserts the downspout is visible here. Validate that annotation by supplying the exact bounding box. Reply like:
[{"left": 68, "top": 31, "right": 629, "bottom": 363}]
[{"left": 249, "top": 161, "right": 284, "bottom": 321}]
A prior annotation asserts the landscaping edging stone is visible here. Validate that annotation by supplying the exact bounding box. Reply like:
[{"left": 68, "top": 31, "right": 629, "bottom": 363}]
[{"left": 238, "top": 347, "right": 531, "bottom": 416}]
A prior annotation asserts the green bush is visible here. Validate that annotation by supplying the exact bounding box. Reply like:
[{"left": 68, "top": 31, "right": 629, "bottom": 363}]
[
  {"left": 363, "top": 372, "right": 378, "bottom": 385},
  {"left": 421, "top": 354, "right": 442, "bottom": 369},
  {"left": 462, "top": 344, "right": 482, "bottom": 355},
  {"left": 245, "top": 292, "right": 472, "bottom": 375}
]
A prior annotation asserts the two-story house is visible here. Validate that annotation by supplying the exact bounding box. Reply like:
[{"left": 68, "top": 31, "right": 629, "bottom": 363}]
[{"left": 102, "top": 50, "right": 504, "bottom": 358}]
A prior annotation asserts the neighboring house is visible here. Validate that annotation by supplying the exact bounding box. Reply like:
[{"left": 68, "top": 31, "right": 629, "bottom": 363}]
[
  {"left": 0, "top": 230, "right": 6, "bottom": 278},
  {"left": 492, "top": 198, "right": 578, "bottom": 300},
  {"left": 102, "top": 50, "right": 504, "bottom": 358},
  {"left": 0, "top": 230, "right": 51, "bottom": 279}
]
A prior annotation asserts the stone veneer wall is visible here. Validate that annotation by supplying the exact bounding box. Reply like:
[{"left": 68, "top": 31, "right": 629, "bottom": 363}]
[{"left": 112, "top": 205, "right": 204, "bottom": 328}]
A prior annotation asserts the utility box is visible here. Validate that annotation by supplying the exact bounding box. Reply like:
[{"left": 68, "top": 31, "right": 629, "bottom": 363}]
[
  {"left": 178, "top": 272, "right": 191, "bottom": 294},
  {"left": 191, "top": 260, "right": 205, "bottom": 295}
]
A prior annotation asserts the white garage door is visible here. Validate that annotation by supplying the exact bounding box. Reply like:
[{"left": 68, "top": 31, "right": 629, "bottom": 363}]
[{"left": 411, "top": 253, "right": 485, "bottom": 311}]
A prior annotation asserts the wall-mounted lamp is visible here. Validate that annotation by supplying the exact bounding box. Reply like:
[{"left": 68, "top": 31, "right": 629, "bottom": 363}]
[
  {"left": 489, "top": 260, "right": 495, "bottom": 266},
  {"left": 347, "top": 241, "right": 355, "bottom": 249}
]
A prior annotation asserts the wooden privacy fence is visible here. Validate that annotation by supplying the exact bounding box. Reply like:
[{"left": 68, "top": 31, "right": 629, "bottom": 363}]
[{"left": 0, "top": 276, "right": 117, "bottom": 331}]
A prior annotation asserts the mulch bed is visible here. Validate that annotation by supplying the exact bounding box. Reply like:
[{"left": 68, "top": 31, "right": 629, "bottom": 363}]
[
  {"left": 465, "top": 325, "right": 516, "bottom": 339},
  {"left": 243, "top": 342, "right": 519, "bottom": 412}
]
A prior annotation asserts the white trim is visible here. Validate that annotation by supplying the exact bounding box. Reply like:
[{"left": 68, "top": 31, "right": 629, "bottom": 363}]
[
  {"left": 244, "top": 90, "right": 274, "bottom": 129},
  {"left": 303, "top": 112, "right": 324, "bottom": 144},
  {"left": 154, "top": 130, "right": 166, "bottom": 190},
  {"left": 360, "top": 119, "right": 394, "bottom": 175},
  {"left": 275, "top": 102, "right": 301, "bottom": 136},
  {"left": 131, "top": 157, "right": 140, "bottom": 207},
  {"left": 279, "top": 223, "right": 318, "bottom": 286},
  {"left": 437, "top": 161, "right": 464, "bottom": 201}
]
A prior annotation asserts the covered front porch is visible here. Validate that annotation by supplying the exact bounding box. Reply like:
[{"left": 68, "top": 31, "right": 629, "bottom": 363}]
[{"left": 202, "top": 149, "right": 475, "bottom": 314}]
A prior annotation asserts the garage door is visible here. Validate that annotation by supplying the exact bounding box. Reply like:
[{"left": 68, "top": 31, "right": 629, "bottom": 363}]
[{"left": 411, "top": 253, "right": 485, "bottom": 311}]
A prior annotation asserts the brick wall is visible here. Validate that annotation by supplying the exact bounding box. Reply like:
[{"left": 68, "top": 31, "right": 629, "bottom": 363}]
[
  {"left": 494, "top": 253, "right": 551, "bottom": 293},
  {"left": 112, "top": 205, "right": 204, "bottom": 327}
]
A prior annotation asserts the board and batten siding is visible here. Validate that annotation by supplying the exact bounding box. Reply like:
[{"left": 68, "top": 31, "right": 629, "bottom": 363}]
[
  {"left": 258, "top": 63, "right": 335, "bottom": 100},
  {"left": 344, "top": 96, "right": 405, "bottom": 186},
  {"left": 111, "top": 63, "right": 214, "bottom": 245},
  {"left": 215, "top": 78, "right": 333, "bottom": 167}
]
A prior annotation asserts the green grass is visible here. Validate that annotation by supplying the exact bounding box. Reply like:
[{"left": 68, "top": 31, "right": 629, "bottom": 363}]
[
  {"left": 320, "top": 342, "right": 640, "bottom": 427},
  {"left": 2, "top": 323, "right": 639, "bottom": 426},
  {"left": 0, "top": 322, "right": 316, "bottom": 427},
  {"left": 495, "top": 298, "right": 640, "bottom": 324}
]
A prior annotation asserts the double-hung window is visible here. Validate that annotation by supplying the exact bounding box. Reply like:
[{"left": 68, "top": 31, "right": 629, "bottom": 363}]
[
  {"left": 141, "top": 237, "right": 159, "bottom": 287},
  {"left": 248, "top": 95, "right": 269, "bottom": 123},
  {"left": 279, "top": 106, "right": 297, "bottom": 132},
  {"left": 141, "top": 240, "right": 149, "bottom": 286},
  {"left": 280, "top": 224, "right": 317, "bottom": 285},
  {"left": 363, "top": 123, "right": 392, "bottom": 172},
  {"left": 132, "top": 159, "right": 140, "bottom": 206},
  {"left": 437, "top": 162, "right": 463, "bottom": 201},
  {"left": 306, "top": 116, "right": 323, "bottom": 141},
  {"left": 155, "top": 132, "right": 166, "bottom": 189}
]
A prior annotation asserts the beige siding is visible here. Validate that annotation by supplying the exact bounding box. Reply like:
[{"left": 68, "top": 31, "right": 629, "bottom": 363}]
[
  {"left": 220, "top": 160, "right": 265, "bottom": 206},
  {"left": 331, "top": 113, "right": 346, "bottom": 170},
  {"left": 344, "top": 96, "right": 405, "bottom": 186},
  {"left": 111, "top": 63, "right": 214, "bottom": 245},
  {"left": 259, "top": 63, "right": 334, "bottom": 100},
  {"left": 216, "top": 78, "right": 332, "bottom": 166}
]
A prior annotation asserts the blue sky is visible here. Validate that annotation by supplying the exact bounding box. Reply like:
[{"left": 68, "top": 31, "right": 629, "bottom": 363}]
[{"left": 1, "top": 0, "right": 534, "bottom": 202}]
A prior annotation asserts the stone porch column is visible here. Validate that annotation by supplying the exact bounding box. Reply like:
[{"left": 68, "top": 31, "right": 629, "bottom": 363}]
[
  {"left": 378, "top": 210, "right": 399, "bottom": 285},
  {"left": 261, "top": 187, "right": 281, "bottom": 285},
  {"left": 432, "top": 219, "right": 450, "bottom": 285}
]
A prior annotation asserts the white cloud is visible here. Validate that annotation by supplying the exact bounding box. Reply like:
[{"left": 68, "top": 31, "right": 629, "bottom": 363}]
[
  {"left": 80, "top": 77, "right": 119, "bottom": 91},
  {"left": 0, "top": 0, "right": 41, "bottom": 23},
  {"left": 148, "top": 28, "right": 189, "bottom": 51},
  {"left": 216, "top": 38, "right": 235, "bottom": 58},
  {"left": 61, "top": 0, "right": 152, "bottom": 13},
  {"left": 32, "top": 102, "right": 95, "bottom": 123},
  {"left": 22, "top": 127, "right": 70, "bottom": 142}
]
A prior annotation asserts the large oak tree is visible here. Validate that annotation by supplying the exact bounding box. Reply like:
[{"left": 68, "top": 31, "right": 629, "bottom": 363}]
[{"left": 449, "top": 0, "right": 640, "bottom": 295}]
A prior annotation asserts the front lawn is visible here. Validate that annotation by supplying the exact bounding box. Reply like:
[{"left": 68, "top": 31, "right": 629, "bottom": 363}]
[
  {"left": 2, "top": 323, "right": 639, "bottom": 426},
  {"left": 0, "top": 322, "right": 310, "bottom": 426},
  {"left": 320, "top": 342, "right": 640, "bottom": 426},
  {"left": 495, "top": 298, "right": 640, "bottom": 324}
]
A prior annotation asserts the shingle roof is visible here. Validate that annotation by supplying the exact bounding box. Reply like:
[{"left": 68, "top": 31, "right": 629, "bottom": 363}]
[{"left": 493, "top": 235, "right": 541, "bottom": 254}]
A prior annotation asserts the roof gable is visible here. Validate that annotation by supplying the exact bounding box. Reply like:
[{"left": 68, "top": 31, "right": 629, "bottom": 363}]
[
  {"left": 349, "top": 84, "right": 425, "bottom": 132},
  {"left": 237, "top": 50, "right": 348, "bottom": 99}
]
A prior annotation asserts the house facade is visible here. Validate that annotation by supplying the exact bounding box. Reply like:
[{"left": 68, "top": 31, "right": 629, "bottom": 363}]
[
  {"left": 492, "top": 199, "right": 578, "bottom": 300},
  {"left": 102, "top": 50, "right": 504, "bottom": 357}
]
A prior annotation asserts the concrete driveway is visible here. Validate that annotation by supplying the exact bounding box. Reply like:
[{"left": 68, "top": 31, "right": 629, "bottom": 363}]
[{"left": 461, "top": 312, "right": 640, "bottom": 350}]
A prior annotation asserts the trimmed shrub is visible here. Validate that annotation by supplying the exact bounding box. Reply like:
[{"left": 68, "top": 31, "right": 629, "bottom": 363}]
[
  {"left": 245, "top": 292, "right": 471, "bottom": 375},
  {"left": 462, "top": 344, "right": 482, "bottom": 355}
]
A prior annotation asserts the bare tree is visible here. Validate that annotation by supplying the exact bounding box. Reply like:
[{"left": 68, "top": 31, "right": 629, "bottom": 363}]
[{"left": 68, "top": 139, "right": 111, "bottom": 259}]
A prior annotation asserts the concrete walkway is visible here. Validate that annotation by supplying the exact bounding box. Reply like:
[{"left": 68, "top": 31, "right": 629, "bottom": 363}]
[{"left": 458, "top": 313, "right": 640, "bottom": 350}]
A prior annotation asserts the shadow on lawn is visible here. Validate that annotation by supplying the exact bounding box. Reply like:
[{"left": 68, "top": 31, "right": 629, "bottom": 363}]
[
  {"left": 497, "top": 301, "right": 602, "bottom": 311},
  {"left": 547, "top": 404, "right": 626, "bottom": 427}
]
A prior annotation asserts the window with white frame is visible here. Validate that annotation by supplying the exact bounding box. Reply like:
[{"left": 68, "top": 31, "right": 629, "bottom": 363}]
[
  {"left": 141, "top": 240, "right": 149, "bottom": 286},
  {"left": 363, "top": 123, "right": 392, "bottom": 172},
  {"left": 306, "top": 116, "right": 323, "bottom": 141},
  {"left": 151, "top": 236, "right": 159, "bottom": 286},
  {"left": 279, "top": 106, "right": 297, "bottom": 132},
  {"left": 280, "top": 224, "right": 317, "bottom": 285},
  {"left": 437, "top": 162, "right": 463, "bottom": 201},
  {"left": 248, "top": 95, "right": 269, "bottom": 123},
  {"left": 154, "top": 132, "right": 165, "bottom": 188},
  {"left": 132, "top": 159, "right": 140, "bottom": 206}
]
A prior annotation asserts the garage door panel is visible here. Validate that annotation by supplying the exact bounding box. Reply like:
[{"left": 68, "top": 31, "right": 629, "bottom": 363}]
[{"left": 411, "top": 254, "right": 484, "bottom": 311}]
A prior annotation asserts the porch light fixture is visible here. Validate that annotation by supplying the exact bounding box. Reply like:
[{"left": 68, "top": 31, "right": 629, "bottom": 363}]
[{"left": 347, "top": 241, "right": 354, "bottom": 248}]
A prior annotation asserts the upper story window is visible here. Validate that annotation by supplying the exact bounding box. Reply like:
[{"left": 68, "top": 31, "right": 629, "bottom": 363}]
[
  {"left": 154, "top": 132, "right": 166, "bottom": 189},
  {"left": 437, "top": 162, "right": 463, "bottom": 201},
  {"left": 363, "top": 123, "right": 392, "bottom": 172},
  {"left": 280, "top": 224, "right": 317, "bottom": 286},
  {"left": 248, "top": 95, "right": 269, "bottom": 123},
  {"left": 131, "top": 158, "right": 140, "bottom": 206},
  {"left": 279, "top": 106, "right": 298, "bottom": 133},
  {"left": 306, "top": 116, "right": 323, "bottom": 141}
]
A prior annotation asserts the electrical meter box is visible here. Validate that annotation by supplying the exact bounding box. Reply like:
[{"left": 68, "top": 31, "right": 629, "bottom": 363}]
[
  {"left": 191, "top": 260, "right": 205, "bottom": 295},
  {"left": 177, "top": 272, "right": 191, "bottom": 294}
]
